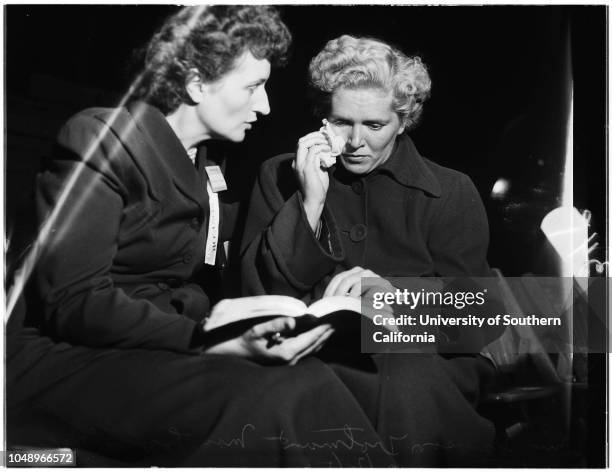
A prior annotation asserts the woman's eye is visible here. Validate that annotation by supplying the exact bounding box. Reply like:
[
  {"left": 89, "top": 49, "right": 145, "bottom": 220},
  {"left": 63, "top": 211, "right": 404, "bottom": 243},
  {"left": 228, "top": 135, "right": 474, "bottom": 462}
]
[{"left": 368, "top": 124, "right": 383, "bottom": 130}]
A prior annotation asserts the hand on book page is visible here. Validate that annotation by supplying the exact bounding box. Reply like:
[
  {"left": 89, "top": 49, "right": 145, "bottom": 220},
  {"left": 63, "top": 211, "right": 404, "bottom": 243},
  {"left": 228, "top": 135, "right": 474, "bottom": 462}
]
[{"left": 323, "top": 266, "right": 394, "bottom": 298}]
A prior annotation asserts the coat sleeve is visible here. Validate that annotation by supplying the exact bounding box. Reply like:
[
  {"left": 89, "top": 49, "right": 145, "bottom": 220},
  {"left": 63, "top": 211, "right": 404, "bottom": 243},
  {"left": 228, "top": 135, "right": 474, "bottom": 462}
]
[
  {"left": 428, "top": 173, "right": 491, "bottom": 277},
  {"left": 35, "top": 113, "right": 201, "bottom": 353},
  {"left": 425, "top": 173, "right": 504, "bottom": 349},
  {"left": 240, "top": 156, "right": 344, "bottom": 297}
]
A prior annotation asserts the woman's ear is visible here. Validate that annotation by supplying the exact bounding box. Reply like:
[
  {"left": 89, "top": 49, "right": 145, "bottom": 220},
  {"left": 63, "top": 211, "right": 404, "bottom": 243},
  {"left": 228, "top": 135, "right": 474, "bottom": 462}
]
[
  {"left": 185, "top": 69, "right": 205, "bottom": 104},
  {"left": 396, "top": 113, "right": 407, "bottom": 135},
  {"left": 397, "top": 120, "right": 407, "bottom": 135}
]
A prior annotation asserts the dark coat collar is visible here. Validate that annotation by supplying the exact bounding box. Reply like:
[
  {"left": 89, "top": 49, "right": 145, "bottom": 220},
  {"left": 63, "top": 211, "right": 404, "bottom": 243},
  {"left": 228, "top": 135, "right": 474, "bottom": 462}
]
[
  {"left": 125, "top": 101, "right": 208, "bottom": 208},
  {"left": 376, "top": 134, "right": 441, "bottom": 197},
  {"left": 331, "top": 134, "right": 441, "bottom": 197}
]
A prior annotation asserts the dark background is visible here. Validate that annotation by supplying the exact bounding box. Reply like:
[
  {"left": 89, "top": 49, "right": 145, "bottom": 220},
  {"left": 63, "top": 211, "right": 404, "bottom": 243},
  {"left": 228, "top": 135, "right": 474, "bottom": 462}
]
[{"left": 4, "top": 5, "right": 607, "bottom": 467}]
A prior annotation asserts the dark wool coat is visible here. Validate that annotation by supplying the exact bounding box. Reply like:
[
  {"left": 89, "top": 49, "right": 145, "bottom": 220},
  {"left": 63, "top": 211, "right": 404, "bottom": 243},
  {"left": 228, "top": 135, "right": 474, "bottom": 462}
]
[
  {"left": 239, "top": 134, "right": 502, "bottom": 462},
  {"left": 241, "top": 134, "right": 501, "bottom": 350},
  {"left": 33, "top": 101, "right": 232, "bottom": 352},
  {"left": 242, "top": 134, "right": 490, "bottom": 291}
]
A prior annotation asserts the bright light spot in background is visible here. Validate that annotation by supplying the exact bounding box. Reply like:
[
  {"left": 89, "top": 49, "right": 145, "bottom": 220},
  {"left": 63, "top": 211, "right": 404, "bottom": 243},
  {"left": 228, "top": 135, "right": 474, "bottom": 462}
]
[
  {"left": 540, "top": 76, "right": 589, "bottom": 280},
  {"left": 541, "top": 206, "right": 588, "bottom": 277},
  {"left": 491, "top": 178, "right": 510, "bottom": 199}
]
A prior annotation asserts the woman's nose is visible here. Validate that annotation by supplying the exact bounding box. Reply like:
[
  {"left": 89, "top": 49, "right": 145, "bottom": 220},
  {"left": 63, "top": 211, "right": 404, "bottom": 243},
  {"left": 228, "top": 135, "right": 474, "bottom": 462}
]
[
  {"left": 347, "top": 126, "right": 364, "bottom": 148},
  {"left": 253, "top": 88, "right": 270, "bottom": 116}
]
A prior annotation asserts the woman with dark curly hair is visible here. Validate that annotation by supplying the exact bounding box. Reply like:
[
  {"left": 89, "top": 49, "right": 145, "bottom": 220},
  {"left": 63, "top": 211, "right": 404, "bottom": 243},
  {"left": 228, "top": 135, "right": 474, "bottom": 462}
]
[
  {"left": 7, "top": 10, "right": 398, "bottom": 467},
  {"left": 241, "top": 35, "right": 501, "bottom": 466}
]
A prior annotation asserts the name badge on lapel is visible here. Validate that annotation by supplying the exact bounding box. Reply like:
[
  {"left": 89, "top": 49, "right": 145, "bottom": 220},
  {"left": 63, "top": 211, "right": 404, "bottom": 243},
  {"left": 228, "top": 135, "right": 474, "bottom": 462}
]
[
  {"left": 205, "top": 165, "right": 227, "bottom": 192},
  {"left": 204, "top": 166, "right": 227, "bottom": 265}
]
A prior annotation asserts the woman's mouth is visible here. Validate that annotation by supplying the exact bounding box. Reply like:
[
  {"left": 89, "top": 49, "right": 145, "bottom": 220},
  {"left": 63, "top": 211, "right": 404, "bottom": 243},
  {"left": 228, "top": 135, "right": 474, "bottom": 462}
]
[{"left": 342, "top": 154, "right": 367, "bottom": 163}]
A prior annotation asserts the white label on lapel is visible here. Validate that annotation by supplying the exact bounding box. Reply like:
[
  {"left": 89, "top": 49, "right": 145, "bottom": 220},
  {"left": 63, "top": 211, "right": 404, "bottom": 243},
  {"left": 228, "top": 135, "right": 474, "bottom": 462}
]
[
  {"left": 205, "top": 181, "right": 220, "bottom": 265},
  {"left": 205, "top": 166, "right": 227, "bottom": 192}
]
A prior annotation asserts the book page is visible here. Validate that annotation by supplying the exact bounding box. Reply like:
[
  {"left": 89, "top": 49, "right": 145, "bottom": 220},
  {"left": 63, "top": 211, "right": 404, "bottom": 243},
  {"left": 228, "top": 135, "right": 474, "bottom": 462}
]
[
  {"left": 307, "top": 295, "right": 361, "bottom": 318},
  {"left": 205, "top": 295, "right": 308, "bottom": 331}
]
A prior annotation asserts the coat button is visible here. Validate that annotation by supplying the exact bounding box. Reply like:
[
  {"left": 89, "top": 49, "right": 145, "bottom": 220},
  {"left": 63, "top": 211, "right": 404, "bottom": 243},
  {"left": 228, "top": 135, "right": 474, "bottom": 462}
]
[
  {"left": 189, "top": 217, "right": 200, "bottom": 229},
  {"left": 157, "top": 282, "right": 169, "bottom": 290},
  {"left": 183, "top": 253, "right": 193, "bottom": 263},
  {"left": 349, "top": 224, "right": 367, "bottom": 242},
  {"left": 166, "top": 278, "right": 182, "bottom": 288},
  {"left": 351, "top": 180, "right": 364, "bottom": 195}
]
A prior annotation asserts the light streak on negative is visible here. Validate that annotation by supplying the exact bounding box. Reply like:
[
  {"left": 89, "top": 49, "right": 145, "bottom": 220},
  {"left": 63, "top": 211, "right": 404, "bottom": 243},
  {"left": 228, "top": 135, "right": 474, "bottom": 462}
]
[{"left": 5, "top": 6, "right": 208, "bottom": 321}]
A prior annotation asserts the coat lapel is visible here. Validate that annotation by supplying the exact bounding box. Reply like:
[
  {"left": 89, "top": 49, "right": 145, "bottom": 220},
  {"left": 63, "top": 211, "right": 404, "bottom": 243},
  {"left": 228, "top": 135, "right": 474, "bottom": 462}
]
[
  {"left": 124, "top": 101, "right": 209, "bottom": 210},
  {"left": 377, "top": 135, "right": 441, "bottom": 197}
]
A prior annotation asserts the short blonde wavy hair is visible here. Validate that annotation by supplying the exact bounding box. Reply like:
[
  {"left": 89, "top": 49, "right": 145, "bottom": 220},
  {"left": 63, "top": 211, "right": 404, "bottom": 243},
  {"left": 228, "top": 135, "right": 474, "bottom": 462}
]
[{"left": 309, "top": 35, "right": 431, "bottom": 131}]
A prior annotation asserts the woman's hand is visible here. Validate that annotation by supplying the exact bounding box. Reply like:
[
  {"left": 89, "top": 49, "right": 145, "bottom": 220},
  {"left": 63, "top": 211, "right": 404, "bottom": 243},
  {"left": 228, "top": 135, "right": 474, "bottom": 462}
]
[
  {"left": 324, "top": 266, "right": 395, "bottom": 298},
  {"left": 294, "top": 131, "right": 331, "bottom": 231},
  {"left": 204, "top": 316, "right": 335, "bottom": 365}
]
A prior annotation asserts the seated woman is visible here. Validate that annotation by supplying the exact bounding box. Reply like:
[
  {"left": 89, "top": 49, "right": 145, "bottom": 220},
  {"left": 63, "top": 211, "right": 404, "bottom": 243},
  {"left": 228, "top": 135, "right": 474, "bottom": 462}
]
[
  {"left": 7, "top": 10, "right": 404, "bottom": 467},
  {"left": 241, "top": 35, "right": 502, "bottom": 465}
]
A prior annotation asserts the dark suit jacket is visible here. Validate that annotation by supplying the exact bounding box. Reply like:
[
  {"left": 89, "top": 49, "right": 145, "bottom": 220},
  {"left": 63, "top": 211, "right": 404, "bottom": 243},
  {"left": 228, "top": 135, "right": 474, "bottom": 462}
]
[{"left": 34, "top": 101, "right": 234, "bottom": 352}]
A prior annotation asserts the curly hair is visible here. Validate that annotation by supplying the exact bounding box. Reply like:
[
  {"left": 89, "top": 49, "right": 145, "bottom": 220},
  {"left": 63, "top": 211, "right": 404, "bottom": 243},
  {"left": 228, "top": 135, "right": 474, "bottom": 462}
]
[
  {"left": 132, "top": 5, "right": 292, "bottom": 114},
  {"left": 309, "top": 35, "right": 431, "bottom": 131}
]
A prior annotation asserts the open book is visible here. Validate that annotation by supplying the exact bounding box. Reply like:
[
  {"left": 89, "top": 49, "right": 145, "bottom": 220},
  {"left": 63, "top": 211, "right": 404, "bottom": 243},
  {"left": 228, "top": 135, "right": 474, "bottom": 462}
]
[
  {"left": 204, "top": 294, "right": 397, "bottom": 334},
  {"left": 204, "top": 295, "right": 360, "bottom": 332}
]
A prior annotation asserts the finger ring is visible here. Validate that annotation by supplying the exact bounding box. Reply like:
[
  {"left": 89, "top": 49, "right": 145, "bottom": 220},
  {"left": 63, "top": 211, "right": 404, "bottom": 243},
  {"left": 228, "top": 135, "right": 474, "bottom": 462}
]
[{"left": 266, "top": 331, "right": 284, "bottom": 348}]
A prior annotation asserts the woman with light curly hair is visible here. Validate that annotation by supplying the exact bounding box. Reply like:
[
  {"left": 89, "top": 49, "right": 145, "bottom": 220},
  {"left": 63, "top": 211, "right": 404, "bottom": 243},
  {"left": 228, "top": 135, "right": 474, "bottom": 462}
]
[{"left": 241, "top": 35, "right": 501, "bottom": 466}]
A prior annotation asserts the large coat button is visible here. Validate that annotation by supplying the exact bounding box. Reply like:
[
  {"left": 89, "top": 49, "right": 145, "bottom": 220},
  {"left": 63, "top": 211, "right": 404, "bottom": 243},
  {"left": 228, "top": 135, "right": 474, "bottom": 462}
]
[
  {"left": 183, "top": 253, "right": 193, "bottom": 263},
  {"left": 351, "top": 180, "right": 364, "bottom": 195},
  {"left": 189, "top": 217, "right": 200, "bottom": 229},
  {"left": 349, "top": 224, "right": 367, "bottom": 242},
  {"left": 166, "top": 278, "right": 182, "bottom": 288}
]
